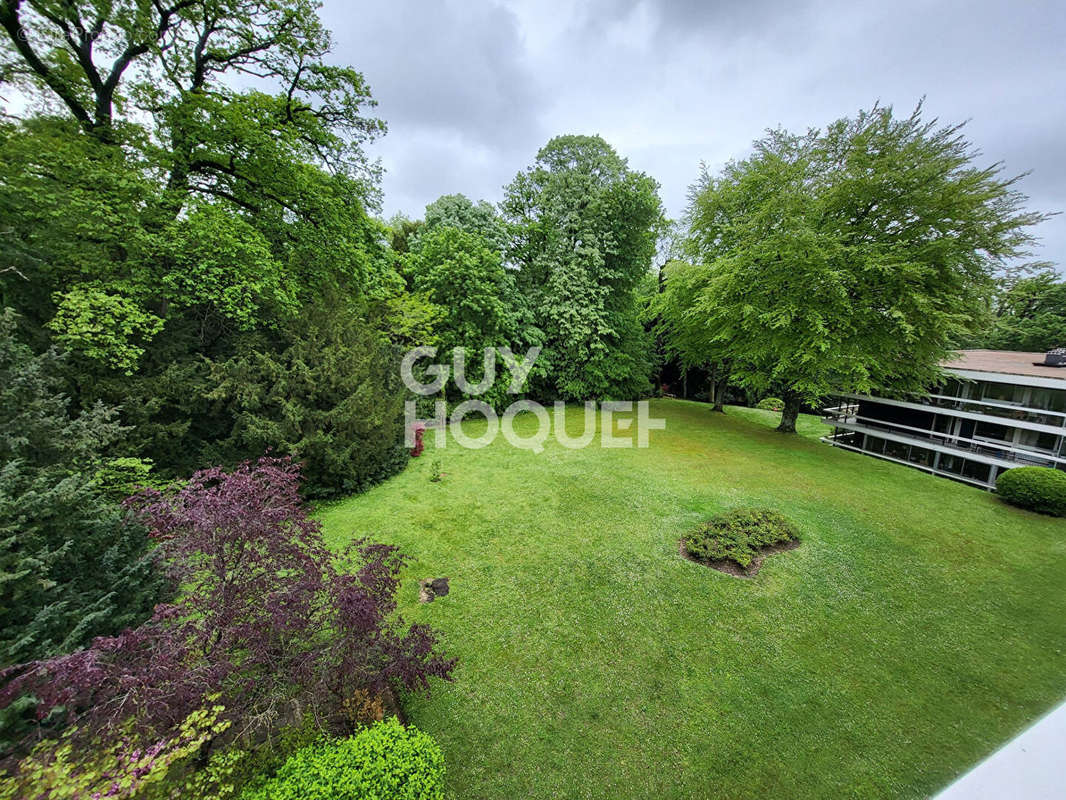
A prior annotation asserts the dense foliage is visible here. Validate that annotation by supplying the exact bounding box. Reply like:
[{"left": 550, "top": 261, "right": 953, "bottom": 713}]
[
  {"left": 210, "top": 303, "right": 410, "bottom": 499},
  {"left": 404, "top": 226, "right": 519, "bottom": 406},
  {"left": 996, "top": 467, "right": 1066, "bottom": 517},
  {"left": 684, "top": 508, "right": 799, "bottom": 569},
  {"left": 968, "top": 272, "right": 1066, "bottom": 352},
  {"left": 653, "top": 259, "right": 732, "bottom": 411},
  {"left": 674, "top": 104, "right": 1048, "bottom": 431},
  {"left": 0, "top": 311, "right": 165, "bottom": 673},
  {"left": 0, "top": 700, "right": 231, "bottom": 800},
  {"left": 0, "top": 458, "right": 455, "bottom": 761},
  {"left": 241, "top": 718, "right": 445, "bottom": 800},
  {"left": 503, "top": 135, "right": 665, "bottom": 400},
  {"left": 0, "top": 0, "right": 407, "bottom": 493}
]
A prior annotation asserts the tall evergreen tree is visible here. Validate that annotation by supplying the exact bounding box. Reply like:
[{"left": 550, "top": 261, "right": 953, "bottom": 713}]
[{"left": 0, "top": 311, "right": 166, "bottom": 671}]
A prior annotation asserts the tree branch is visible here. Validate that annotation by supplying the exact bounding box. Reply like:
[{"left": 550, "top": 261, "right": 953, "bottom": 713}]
[{"left": 0, "top": 0, "right": 94, "bottom": 128}]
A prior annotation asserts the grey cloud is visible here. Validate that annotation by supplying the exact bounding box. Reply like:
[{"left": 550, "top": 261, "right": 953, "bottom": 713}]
[
  {"left": 579, "top": 0, "right": 820, "bottom": 35},
  {"left": 322, "top": 0, "right": 543, "bottom": 146},
  {"left": 320, "top": 0, "right": 1065, "bottom": 269}
]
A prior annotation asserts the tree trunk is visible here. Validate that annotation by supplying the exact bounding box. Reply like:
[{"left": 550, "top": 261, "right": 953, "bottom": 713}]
[
  {"left": 776, "top": 392, "right": 802, "bottom": 433},
  {"left": 712, "top": 376, "right": 727, "bottom": 413}
]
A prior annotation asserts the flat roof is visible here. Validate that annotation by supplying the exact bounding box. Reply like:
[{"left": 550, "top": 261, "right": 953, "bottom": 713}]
[{"left": 943, "top": 350, "right": 1066, "bottom": 381}]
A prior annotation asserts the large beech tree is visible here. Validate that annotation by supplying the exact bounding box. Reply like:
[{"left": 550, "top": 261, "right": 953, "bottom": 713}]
[{"left": 681, "top": 104, "right": 1049, "bottom": 432}]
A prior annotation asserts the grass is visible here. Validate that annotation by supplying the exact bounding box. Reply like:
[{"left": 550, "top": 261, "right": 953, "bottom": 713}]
[{"left": 318, "top": 399, "right": 1066, "bottom": 799}]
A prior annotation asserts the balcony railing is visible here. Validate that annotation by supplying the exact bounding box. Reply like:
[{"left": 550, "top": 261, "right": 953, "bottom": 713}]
[
  {"left": 921, "top": 394, "right": 1066, "bottom": 428},
  {"left": 821, "top": 409, "right": 1063, "bottom": 469}
]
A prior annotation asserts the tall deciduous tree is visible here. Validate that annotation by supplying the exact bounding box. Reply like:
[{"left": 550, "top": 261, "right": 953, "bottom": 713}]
[
  {"left": 404, "top": 225, "right": 522, "bottom": 407},
  {"left": 503, "top": 135, "right": 665, "bottom": 400},
  {"left": 682, "top": 104, "right": 1049, "bottom": 432},
  {"left": 0, "top": 1, "right": 408, "bottom": 494},
  {"left": 416, "top": 193, "right": 509, "bottom": 256}
]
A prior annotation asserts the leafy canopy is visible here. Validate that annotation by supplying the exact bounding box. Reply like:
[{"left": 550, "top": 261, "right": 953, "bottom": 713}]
[
  {"left": 680, "top": 103, "right": 1049, "bottom": 419},
  {"left": 503, "top": 134, "right": 665, "bottom": 400},
  {"left": 969, "top": 272, "right": 1066, "bottom": 352}
]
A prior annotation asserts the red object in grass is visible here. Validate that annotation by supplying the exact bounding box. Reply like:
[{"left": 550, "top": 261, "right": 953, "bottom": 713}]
[{"left": 410, "top": 422, "right": 426, "bottom": 457}]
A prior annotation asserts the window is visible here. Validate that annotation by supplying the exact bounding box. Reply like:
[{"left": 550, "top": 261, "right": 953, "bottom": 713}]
[
  {"left": 981, "top": 382, "right": 1023, "bottom": 404},
  {"left": 864, "top": 436, "right": 886, "bottom": 455},
  {"left": 908, "top": 445, "right": 933, "bottom": 467},
  {"left": 938, "top": 454, "right": 962, "bottom": 475},
  {"left": 884, "top": 439, "right": 910, "bottom": 461},
  {"left": 1029, "top": 389, "right": 1066, "bottom": 414},
  {"left": 934, "top": 415, "right": 954, "bottom": 434},
  {"left": 942, "top": 379, "right": 964, "bottom": 397},
  {"left": 974, "top": 421, "right": 1011, "bottom": 442},
  {"left": 1017, "top": 429, "right": 1061, "bottom": 454},
  {"left": 960, "top": 459, "right": 992, "bottom": 484}
]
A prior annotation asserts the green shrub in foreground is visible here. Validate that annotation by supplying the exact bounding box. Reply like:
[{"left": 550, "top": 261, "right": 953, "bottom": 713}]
[
  {"left": 996, "top": 467, "right": 1066, "bottom": 516},
  {"left": 755, "top": 397, "right": 785, "bottom": 412},
  {"left": 241, "top": 718, "right": 445, "bottom": 800},
  {"left": 684, "top": 508, "right": 799, "bottom": 569}
]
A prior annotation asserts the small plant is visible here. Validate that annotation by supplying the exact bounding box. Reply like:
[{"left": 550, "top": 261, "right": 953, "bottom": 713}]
[
  {"left": 430, "top": 458, "right": 442, "bottom": 483},
  {"left": 684, "top": 508, "right": 799, "bottom": 570},
  {"left": 0, "top": 699, "right": 230, "bottom": 800},
  {"left": 756, "top": 397, "right": 785, "bottom": 412},
  {"left": 240, "top": 718, "right": 445, "bottom": 800},
  {"left": 996, "top": 467, "right": 1066, "bottom": 516}
]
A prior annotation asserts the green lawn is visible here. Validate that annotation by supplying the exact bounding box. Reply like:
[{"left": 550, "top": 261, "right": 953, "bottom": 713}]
[{"left": 318, "top": 399, "right": 1066, "bottom": 799}]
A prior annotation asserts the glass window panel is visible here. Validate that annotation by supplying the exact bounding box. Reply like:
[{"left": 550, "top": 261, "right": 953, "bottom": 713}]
[
  {"left": 975, "top": 421, "right": 1011, "bottom": 441},
  {"left": 981, "top": 382, "right": 1023, "bottom": 404},
  {"left": 1030, "top": 389, "right": 1066, "bottom": 413},
  {"left": 908, "top": 446, "right": 933, "bottom": 467},
  {"left": 884, "top": 440, "right": 910, "bottom": 461},
  {"left": 961, "top": 459, "right": 991, "bottom": 483}
]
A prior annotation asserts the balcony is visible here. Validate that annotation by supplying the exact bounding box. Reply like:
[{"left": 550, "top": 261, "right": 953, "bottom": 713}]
[
  {"left": 822, "top": 407, "right": 1062, "bottom": 470},
  {"left": 921, "top": 393, "right": 1066, "bottom": 429},
  {"left": 836, "top": 392, "right": 1066, "bottom": 438}
]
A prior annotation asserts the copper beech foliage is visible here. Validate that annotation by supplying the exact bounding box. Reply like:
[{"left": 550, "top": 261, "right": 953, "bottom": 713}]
[{"left": 0, "top": 457, "right": 455, "bottom": 750}]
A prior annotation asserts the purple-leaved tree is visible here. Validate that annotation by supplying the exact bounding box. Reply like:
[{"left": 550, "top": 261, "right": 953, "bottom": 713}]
[{"left": 0, "top": 457, "right": 455, "bottom": 752}]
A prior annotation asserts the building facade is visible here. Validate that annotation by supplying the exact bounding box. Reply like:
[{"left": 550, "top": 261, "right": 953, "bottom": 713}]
[{"left": 821, "top": 350, "right": 1066, "bottom": 490}]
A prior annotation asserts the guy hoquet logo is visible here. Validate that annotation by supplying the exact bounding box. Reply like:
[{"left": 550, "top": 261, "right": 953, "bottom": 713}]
[{"left": 402, "top": 347, "right": 666, "bottom": 452}]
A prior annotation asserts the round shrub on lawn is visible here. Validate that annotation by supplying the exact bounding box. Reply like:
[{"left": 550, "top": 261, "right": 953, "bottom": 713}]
[
  {"left": 241, "top": 718, "right": 445, "bottom": 800},
  {"left": 996, "top": 467, "right": 1066, "bottom": 516},
  {"left": 756, "top": 397, "right": 785, "bottom": 412},
  {"left": 684, "top": 507, "right": 799, "bottom": 569}
]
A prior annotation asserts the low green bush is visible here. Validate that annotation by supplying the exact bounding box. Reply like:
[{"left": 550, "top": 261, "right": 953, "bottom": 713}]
[
  {"left": 996, "top": 467, "right": 1066, "bottom": 516},
  {"left": 756, "top": 397, "right": 785, "bottom": 411},
  {"left": 684, "top": 508, "right": 799, "bottom": 569},
  {"left": 241, "top": 718, "right": 445, "bottom": 800}
]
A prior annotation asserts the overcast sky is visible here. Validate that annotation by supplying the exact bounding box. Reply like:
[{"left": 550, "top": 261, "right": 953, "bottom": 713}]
[{"left": 321, "top": 0, "right": 1065, "bottom": 270}]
